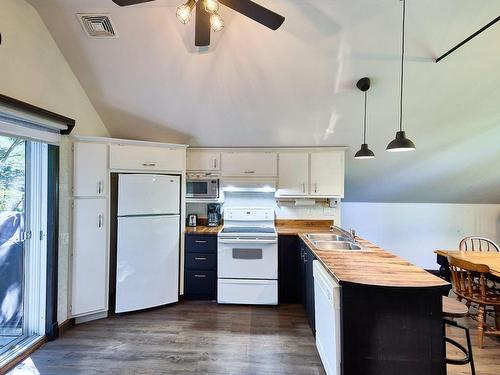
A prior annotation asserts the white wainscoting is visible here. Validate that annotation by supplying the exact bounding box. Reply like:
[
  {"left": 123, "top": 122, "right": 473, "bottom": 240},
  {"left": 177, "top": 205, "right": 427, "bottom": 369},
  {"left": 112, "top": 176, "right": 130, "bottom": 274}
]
[{"left": 342, "top": 203, "right": 500, "bottom": 270}]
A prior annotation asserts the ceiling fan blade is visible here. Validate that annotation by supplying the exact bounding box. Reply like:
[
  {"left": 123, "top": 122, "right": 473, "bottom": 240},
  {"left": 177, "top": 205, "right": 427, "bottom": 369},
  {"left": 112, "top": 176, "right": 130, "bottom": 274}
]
[
  {"left": 195, "top": 1, "right": 211, "bottom": 46},
  {"left": 111, "top": 0, "right": 155, "bottom": 6},
  {"left": 219, "top": 0, "right": 285, "bottom": 30}
]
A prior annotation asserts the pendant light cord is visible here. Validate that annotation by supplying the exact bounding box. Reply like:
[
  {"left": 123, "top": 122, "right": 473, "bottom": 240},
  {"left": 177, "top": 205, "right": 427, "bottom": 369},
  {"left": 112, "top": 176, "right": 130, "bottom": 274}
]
[
  {"left": 399, "top": 0, "right": 406, "bottom": 132},
  {"left": 363, "top": 91, "right": 367, "bottom": 143}
]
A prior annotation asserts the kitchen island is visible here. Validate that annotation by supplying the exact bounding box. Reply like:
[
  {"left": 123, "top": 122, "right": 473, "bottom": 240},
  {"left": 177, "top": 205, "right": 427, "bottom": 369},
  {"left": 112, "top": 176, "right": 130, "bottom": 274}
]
[
  {"left": 279, "top": 220, "right": 450, "bottom": 375},
  {"left": 185, "top": 220, "right": 450, "bottom": 375}
]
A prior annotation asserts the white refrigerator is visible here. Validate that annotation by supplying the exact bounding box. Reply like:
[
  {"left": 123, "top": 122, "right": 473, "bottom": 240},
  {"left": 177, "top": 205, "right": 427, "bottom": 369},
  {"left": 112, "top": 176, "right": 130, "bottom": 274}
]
[{"left": 115, "top": 174, "right": 180, "bottom": 313}]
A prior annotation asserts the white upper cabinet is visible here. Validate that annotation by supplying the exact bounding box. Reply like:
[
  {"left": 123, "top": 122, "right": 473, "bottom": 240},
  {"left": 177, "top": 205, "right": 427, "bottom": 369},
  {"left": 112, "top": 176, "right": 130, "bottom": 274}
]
[
  {"left": 109, "top": 144, "right": 185, "bottom": 171},
  {"left": 310, "top": 151, "right": 344, "bottom": 197},
  {"left": 186, "top": 150, "right": 220, "bottom": 171},
  {"left": 277, "top": 152, "right": 309, "bottom": 196},
  {"left": 72, "top": 198, "right": 107, "bottom": 316},
  {"left": 74, "top": 142, "right": 107, "bottom": 197},
  {"left": 221, "top": 152, "right": 277, "bottom": 177}
]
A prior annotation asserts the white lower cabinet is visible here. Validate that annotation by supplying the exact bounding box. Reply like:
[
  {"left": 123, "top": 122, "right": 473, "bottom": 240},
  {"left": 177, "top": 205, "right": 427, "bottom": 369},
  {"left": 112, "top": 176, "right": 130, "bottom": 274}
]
[{"left": 71, "top": 198, "right": 107, "bottom": 317}]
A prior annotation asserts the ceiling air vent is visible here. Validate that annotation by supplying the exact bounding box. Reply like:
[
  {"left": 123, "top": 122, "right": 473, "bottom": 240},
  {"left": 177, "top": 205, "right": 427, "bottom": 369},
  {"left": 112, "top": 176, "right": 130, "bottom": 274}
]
[{"left": 77, "top": 14, "right": 118, "bottom": 38}]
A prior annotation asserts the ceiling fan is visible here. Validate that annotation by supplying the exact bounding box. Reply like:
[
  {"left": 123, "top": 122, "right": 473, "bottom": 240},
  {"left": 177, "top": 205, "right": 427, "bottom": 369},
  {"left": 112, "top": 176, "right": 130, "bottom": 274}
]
[{"left": 111, "top": 0, "right": 285, "bottom": 47}]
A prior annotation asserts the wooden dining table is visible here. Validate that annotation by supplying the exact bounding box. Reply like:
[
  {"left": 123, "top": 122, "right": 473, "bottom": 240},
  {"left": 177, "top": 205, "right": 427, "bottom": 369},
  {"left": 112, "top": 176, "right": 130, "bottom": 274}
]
[{"left": 434, "top": 249, "right": 500, "bottom": 278}]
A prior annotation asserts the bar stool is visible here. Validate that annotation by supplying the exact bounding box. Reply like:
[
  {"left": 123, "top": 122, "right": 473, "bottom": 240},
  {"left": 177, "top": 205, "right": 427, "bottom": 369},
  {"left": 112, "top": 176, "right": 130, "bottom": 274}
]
[{"left": 443, "top": 296, "right": 475, "bottom": 375}]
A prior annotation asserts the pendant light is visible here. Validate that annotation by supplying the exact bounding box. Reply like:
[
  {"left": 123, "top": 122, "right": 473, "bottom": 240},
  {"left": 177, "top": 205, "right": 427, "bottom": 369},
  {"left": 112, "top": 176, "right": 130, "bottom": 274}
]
[
  {"left": 386, "top": 0, "right": 416, "bottom": 152},
  {"left": 354, "top": 77, "right": 375, "bottom": 159}
]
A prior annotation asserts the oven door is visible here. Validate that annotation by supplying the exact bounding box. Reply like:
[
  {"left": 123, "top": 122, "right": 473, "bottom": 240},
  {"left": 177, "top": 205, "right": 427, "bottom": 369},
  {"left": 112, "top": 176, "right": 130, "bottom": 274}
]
[
  {"left": 186, "top": 179, "right": 219, "bottom": 198},
  {"left": 218, "top": 237, "right": 278, "bottom": 279}
]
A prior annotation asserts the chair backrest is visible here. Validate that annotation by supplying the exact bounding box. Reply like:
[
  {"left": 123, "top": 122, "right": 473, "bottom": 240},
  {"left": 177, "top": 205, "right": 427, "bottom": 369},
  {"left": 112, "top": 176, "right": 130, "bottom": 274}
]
[
  {"left": 459, "top": 236, "right": 500, "bottom": 252},
  {"left": 447, "top": 255, "right": 490, "bottom": 301}
]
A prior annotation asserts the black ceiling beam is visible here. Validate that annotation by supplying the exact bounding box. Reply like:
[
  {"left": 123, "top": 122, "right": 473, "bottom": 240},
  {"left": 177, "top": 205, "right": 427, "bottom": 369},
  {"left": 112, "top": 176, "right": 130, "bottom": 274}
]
[
  {"left": 436, "top": 16, "right": 500, "bottom": 63},
  {"left": 195, "top": 0, "right": 211, "bottom": 47},
  {"left": 111, "top": 0, "right": 155, "bottom": 6}
]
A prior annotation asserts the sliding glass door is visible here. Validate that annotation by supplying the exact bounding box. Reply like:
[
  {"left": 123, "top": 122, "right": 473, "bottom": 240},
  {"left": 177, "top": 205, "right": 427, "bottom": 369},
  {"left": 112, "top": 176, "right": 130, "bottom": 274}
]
[
  {"left": 0, "top": 135, "right": 47, "bottom": 362},
  {"left": 0, "top": 136, "right": 26, "bottom": 354}
]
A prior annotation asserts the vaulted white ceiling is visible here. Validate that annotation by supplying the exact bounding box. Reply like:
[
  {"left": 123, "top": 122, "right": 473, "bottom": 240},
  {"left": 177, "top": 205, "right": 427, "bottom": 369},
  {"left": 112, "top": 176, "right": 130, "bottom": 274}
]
[{"left": 28, "top": 0, "right": 500, "bottom": 202}]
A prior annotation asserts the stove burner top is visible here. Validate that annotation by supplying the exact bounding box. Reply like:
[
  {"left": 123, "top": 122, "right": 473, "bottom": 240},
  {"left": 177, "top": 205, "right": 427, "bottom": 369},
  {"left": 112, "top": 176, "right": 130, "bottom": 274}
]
[{"left": 221, "top": 226, "right": 276, "bottom": 234}]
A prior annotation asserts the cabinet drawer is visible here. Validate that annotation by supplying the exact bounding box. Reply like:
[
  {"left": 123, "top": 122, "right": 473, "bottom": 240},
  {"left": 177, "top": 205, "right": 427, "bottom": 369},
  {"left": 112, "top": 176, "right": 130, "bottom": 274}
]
[
  {"left": 185, "top": 235, "right": 217, "bottom": 253},
  {"left": 185, "top": 253, "right": 216, "bottom": 270},
  {"left": 109, "top": 144, "right": 185, "bottom": 171},
  {"left": 184, "top": 270, "right": 216, "bottom": 297}
]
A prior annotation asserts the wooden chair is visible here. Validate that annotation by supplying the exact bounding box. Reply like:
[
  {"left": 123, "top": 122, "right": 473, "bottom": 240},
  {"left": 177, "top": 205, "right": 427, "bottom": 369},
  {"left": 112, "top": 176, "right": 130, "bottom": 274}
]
[
  {"left": 459, "top": 236, "right": 500, "bottom": 252},
  {"left": 447, "top": 255, "right": 500, "bottom": 348},
  {"left": 442, "top": 296, "right": 475, "bottom": 375}
]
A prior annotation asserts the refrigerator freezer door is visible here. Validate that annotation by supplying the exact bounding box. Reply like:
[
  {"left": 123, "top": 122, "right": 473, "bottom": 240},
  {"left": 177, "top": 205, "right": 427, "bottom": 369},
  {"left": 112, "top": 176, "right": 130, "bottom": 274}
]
[
  {"left": 116, "top": 215, "right": 180, "bottom": 313},
  {"left": 118, "top": 174, "right": 180, "bottom": 216}
]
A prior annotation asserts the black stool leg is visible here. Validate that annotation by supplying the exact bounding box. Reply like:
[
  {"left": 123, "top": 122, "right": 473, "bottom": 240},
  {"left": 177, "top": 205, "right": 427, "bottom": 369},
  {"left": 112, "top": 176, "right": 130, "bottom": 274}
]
[
  {"left": 463, "top": 322, "right": 476, "bottom": 375},
  {"left": 444, "top": 318, "right": 476, "bottom": 375}
]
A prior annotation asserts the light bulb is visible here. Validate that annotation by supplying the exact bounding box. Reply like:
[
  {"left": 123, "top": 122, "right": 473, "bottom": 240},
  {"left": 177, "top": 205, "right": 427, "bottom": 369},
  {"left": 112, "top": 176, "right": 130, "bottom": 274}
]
[
  {"left": 176, "top": 0, "right": 196, "bottom": 24},
  {"left": 210, "top": 12, "right": 224, "bottom": 32},
  {"left": 204, "top": 0, "right": 219, "bottom": 13}
]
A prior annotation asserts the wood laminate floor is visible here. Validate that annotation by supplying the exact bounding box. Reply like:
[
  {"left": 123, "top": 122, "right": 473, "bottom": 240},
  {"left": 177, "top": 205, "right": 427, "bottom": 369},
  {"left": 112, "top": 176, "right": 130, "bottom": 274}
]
[
  {"left": 9, "top": 302, "right": 325, "bottom": 375},
  {"left": 7, "top": 301, "right": 500, "bottom": 375}
]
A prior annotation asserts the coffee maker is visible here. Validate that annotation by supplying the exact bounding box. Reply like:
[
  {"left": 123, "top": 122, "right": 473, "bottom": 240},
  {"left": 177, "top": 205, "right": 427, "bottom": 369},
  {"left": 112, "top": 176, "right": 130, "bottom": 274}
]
[{"left": 207, "top": 203, "right": 221, "bottom": 227}]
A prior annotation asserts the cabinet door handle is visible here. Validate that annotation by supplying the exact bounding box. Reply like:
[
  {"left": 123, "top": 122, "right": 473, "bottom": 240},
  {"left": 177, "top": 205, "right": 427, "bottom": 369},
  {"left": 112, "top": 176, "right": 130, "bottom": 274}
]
[
  {"left": 195, "top": 240, "right": 207, "bottom": 244},
  {"left": 213, "top": 159, "right": 217, "bottom": 169},
  {"left": 98, "top": 214, "right": 103, "bottom": 228},
  {"left": 195, "top": 257, "right": 207, "bottom": 261},
  {"left": 142, "top": 162, "right": 156, "bottom": 167},
  {"left": 302, "top": 183, "right": 306, "bottom": 193},
  {"left": 314, "top": 183, "right": 318, "bottom": 193},
  {"left": 97, "top": 181, "right": 103, "bottom": 195},
  {"left": 194, "top": 274, "right": 207, "bottom": 278},
  {"left": 244, "top": 170, "right": 255, "bottom": 174}
]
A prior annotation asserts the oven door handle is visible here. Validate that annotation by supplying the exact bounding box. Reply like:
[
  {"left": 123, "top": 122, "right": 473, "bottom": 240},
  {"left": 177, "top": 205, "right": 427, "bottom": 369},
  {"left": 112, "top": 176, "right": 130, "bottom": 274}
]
[{"left": 218, "top": 239, "right": 277, "bottom": 244}]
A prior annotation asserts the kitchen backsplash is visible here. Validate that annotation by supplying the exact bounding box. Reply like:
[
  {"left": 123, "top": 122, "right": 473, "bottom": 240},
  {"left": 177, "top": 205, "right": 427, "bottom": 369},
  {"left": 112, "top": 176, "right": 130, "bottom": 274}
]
[{"left": 186, "top": 192, "right": 341, "bottom": 224}]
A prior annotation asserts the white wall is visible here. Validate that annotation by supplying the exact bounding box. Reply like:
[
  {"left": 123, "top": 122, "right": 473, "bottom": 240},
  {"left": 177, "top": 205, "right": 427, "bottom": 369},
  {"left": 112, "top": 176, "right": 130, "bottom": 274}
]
[
  {"left": 0, "top": 0, "right": 110, "bottom": 324},
  {"left": 342, "top": 203, "right": 500, "bottom": 270},
  {"left": 187, "top": 192, "right": 341, "bottom": 224}
]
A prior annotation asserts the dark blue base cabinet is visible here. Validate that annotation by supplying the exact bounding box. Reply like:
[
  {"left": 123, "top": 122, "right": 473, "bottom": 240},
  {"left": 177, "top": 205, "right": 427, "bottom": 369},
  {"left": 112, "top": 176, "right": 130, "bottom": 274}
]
[
  {"left": 291, "top": 239, "right": 449, "bottom": 375},
  {"left": 184, "top": 234, "right": 217, "bottom": 300}
]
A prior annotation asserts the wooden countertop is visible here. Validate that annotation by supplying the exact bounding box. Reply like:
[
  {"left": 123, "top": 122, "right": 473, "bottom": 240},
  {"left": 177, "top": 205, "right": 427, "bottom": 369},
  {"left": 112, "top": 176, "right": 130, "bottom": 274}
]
[
  {"left": 185, "top": 225, "right": 222, "bottom": 235},
  {"left": 184, "top": 219, "right": 449, "bottom": 288},
  {"left": 276, "top": 219, "right": 332, "bottom": 235},
  {"left": 299, "top": 233, "right": 450, "bottom": 289}
]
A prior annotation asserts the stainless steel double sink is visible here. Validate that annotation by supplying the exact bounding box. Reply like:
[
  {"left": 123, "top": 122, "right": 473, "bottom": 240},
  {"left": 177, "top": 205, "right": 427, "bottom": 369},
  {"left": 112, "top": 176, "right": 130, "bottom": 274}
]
[{"left": 306, "top": 233, "right": 365, "bottom": 251}]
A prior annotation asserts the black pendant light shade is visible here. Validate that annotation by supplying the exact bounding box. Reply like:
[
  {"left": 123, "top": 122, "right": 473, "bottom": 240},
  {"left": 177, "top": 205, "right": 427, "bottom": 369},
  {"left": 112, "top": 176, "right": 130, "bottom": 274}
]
[
  {"left": 386, "top": 0, "right": 416, "bottom": 153},
  {"left": 354, "top": 77, "right": 374, "bottom": 159},
  {"left": 386, "top": 131, "right": 415, "bottom": 152},
  {"left": 355, "top": 143, "right": 375, "bottom": 159}
]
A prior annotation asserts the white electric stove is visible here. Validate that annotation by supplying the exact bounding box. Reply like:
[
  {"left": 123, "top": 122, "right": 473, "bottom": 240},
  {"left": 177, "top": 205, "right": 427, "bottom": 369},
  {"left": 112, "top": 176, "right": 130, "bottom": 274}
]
[{"left": 217, "top": 207, "right": 278, "bottom": 305}]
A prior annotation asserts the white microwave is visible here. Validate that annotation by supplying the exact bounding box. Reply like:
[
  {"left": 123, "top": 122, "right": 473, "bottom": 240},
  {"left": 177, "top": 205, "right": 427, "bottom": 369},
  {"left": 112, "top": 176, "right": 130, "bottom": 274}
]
[{"left": 186, "top": 173, "right": 219, "bottom": 199}]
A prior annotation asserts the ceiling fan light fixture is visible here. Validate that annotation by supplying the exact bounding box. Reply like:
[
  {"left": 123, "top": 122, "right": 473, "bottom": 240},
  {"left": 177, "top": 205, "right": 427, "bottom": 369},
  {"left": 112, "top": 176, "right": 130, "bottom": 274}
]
[
  {"left": 176, "top": 0, "right": 196, "bottom": 24},
  {"left": 210, "top": 12, "right": 224, "bottom": 32},
  {"left": 204, "top": 0, "right": 219, "bottom": 14}
]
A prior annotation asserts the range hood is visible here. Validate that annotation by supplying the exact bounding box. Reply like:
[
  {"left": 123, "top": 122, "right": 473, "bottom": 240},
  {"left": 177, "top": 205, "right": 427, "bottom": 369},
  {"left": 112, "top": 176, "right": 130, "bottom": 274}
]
[{"left": 221, "top": 177, "right": 276, "bottom": 193}]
